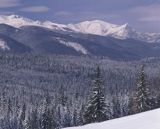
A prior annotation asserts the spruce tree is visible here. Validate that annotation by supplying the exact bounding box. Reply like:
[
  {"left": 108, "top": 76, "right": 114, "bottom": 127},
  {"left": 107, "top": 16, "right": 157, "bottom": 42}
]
[
  {"left": 127, "top": 96, "right": 134, "bottom": 115},
  {"left": 41, "top": 106, "right": 58, "bottom": 129},
  {"left": 41, "top": 107, "right": 53, "bottom": 129},
  {"left": 84, "top": 66, "right": 109, "bottom": 124},
  {"left": 112, "top": 95, "right": 121, "bottom": 118},
  {"left": 77, "top": 104, "right": 84, "bottom": 126},
  {"left": 19, "top": 103, "right": 26, "bottom": 129},
  {"left": 72, "top": 109, "right": 78, "bottom": 126},
  {"left": 133, "top": 65, "right": 151, "bottom": 113},
  {"left": 24, "top": 116, "right": 31, "bottom": 129},
  {"left": 30, "top": 109, "right": 39, "bottom": 129}
]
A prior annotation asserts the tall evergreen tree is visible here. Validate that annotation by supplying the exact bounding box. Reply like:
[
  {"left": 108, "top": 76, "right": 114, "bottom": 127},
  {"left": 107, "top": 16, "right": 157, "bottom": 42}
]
[
  {"left": 77, "top": 104, "right": 84, "bottom": 126},
  {"left": 7, "top": 98, "right": 12, "bottom": 118},
  {"left": 84, "top": 66, "right": 110, "bottom": 124},
  {"left": 41, "top": 107, "right": 53, "bottom": 129},
  {"left": 29, "top": 109, "right": 39, "bottom": 129},
  {"left": 112, "top": 95, "right": 121, "bottom": 118},
  {"left": 41, "top": 106, "right": 58, "bottom": 129},
  {"left": 133, "top": 65, "right": 151, "bottom": 113},
  {"left": 24, "top": 116, "right": 31, "bottom": 129},
  {"left": 72, "top": 109, "right": 78, "bottom": 126},
  {"left": 127, "top": 96, "right": 134, "bottom": 115},
  {"left": 19, "top": 103, "right": 26, "bottom": 129},
  {"left": 62, "top": 106, "right": 72, "bottom": 127}
]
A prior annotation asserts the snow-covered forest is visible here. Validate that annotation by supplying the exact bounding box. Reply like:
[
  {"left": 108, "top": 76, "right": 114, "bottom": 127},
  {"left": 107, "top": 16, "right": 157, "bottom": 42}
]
[{"left": 0, "top": 54, "right": 160, "bottom": 128}]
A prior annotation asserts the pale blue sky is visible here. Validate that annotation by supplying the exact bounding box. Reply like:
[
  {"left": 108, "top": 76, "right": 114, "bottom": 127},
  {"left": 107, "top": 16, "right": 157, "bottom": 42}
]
[{"left": 0, "top": 0, "right": 160, "bottom": 32}]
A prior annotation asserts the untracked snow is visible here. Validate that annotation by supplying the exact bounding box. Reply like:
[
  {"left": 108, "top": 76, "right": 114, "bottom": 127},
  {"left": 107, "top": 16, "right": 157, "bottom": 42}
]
[
  {"left": 0, "top": 39, "right": 10, "bottom": 50},
  {"left": 65, "top": 109, "right": 160, "bottom": 129}
]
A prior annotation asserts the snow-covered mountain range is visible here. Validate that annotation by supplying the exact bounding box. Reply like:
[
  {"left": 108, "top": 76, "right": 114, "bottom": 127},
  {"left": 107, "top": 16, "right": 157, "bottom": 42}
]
[
  {"left": 1, "top": 14, "right": 160, "bottom": 59},
  {"left": 0, "top": 15, "right": 160, "bottom": 43}
]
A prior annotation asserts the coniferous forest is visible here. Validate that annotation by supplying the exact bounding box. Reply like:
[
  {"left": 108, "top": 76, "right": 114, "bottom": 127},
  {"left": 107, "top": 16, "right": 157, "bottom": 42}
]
[{"left": 0, "top": 54, "right": 160, "bottom": 129}]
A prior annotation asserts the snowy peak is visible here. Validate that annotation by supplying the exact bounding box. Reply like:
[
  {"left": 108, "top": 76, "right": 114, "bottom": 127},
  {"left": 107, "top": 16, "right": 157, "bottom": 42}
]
[
  {"left": 0, "top": 14, "right": 42, "bottom": 27},
  {"left": 0, "top": 15, "right": 67, "bottom": 31},
  {"left": 107, "top": 23, "right": 136, "bottom": 39},
  {"left": 67, "top": 20, "right": 135, "bottom": 39},
  {"left": 68, "top": 20, "right": 160, "bottom": 42},
  {"left": 68, "top": 20, "right": 119, "bottom": 31},
  {"left": 68, "top": 20, "right": 118, "bottom": 35}
]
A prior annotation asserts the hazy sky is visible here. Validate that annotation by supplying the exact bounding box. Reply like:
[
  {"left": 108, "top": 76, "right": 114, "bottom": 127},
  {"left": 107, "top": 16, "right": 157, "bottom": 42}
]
[{"left": 0, "top": 0, "right": 160, "bottom": 32}]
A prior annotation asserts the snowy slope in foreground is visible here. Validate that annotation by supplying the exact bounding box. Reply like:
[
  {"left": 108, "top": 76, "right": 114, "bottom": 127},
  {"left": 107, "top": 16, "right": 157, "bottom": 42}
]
[{"left": 65, "top": 109, "right": 160, "bottom": 129}]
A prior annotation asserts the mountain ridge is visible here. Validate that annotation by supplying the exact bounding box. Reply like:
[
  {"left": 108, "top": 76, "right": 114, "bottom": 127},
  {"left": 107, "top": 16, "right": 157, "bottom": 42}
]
[
  {"left": 1, "top": 15, "right": 160, "bottom": 60},
  {"left": 0, "top": 15, "right": 160, "bottom": 43}
]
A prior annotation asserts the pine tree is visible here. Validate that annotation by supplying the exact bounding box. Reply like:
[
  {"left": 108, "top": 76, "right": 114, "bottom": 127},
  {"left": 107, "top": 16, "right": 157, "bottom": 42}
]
[
  {"left": 72, "top": 109, "right": 78, "bottom": 126},
  {"left": 41, "top": 106, "right": 58, "bottom": 129},
  {"left": 7, "top": 98, "right": 12, "bottom": 118},
  {"left": 133, "top": 65, "right": 151, "bottom": 113},
  {"left": 30, "top": 109, "right": 39, "bottom": 129},
  {"left": 24, "top": 116, "right": 31, "bottom": 129},
  {"left": 127, "top": 96, "right": 134, "bottom": 115},
  {"left": 63, "top": 106, "right": 72, "bottom": 127},
  {"left": 19, "top": 103, "right": 26, "bottom": 129},
  {"left": 83, "top": 66, "right": 110, "bottom": 124},
  {"left": 112, "top": 95, "right": 121, "bottom": 118},
  {"left": 76, "top": 104, "right": 84, "bottom": 126},
  {"left": 41, "top": 107, "right": 52, "bottom": 129}
]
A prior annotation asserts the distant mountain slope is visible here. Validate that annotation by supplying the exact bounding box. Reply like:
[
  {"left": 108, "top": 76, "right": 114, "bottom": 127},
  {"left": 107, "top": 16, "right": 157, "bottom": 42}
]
[
  {"left": 0, "top": 15, "right": 160, "bottom": 43},
  {"left": 1, "top": 15, "right": 160, "bottom": 59},
  {"left": 0, "top": 24, "right": 160, "bottom": 59},
  {"left": 0, "top": 33, "right": 32, "bottom": 53},
  {"left": 65, "top": 109, "right": 160, "bottom": 129}
]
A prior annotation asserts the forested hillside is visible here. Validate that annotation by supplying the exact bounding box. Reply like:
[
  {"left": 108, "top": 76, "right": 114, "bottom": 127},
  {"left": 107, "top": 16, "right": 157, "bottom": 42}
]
[{"left": 0, "top": 54, "right": 160, "bottom": 128}]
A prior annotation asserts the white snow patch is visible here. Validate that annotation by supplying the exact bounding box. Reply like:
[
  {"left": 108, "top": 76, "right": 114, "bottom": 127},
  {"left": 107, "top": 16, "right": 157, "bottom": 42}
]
[
  {"left": 65, "top": 109, "right": 160, "bottom": 129},
  {"left": 56, "top": 38, "right": 88, "bottom": 55},
  {"left": 0, "top": 39, "right": 10, "bottom": 50}
]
